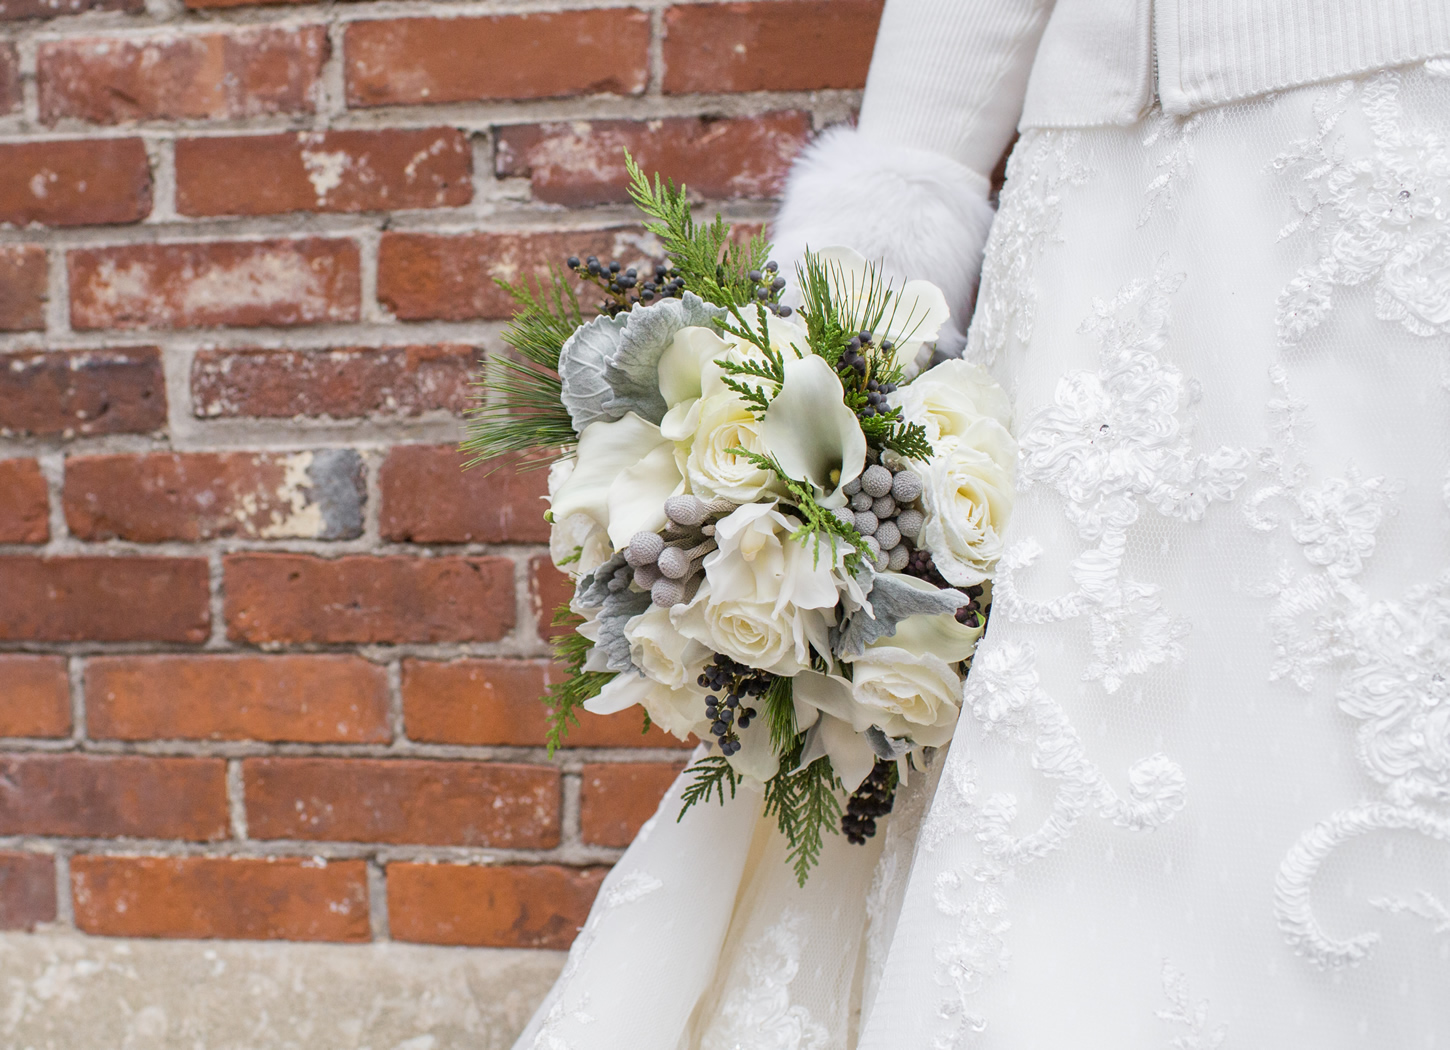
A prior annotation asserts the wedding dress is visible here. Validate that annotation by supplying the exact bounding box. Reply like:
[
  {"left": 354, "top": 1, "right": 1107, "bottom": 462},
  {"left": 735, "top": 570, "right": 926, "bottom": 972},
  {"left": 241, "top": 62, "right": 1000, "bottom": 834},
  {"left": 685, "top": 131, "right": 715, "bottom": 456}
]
[{"left": 514, "top": 3, "right": 1450, "bottom": 1046}]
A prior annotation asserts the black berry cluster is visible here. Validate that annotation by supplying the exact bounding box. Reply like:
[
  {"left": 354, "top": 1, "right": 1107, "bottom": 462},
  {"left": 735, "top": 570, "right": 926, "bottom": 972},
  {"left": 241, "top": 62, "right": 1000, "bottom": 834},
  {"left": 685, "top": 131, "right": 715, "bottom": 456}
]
[
  {"left": 696, "top": 654, "right": 769, "bottom": 756},
  {"left": 842, "top": 759, "right": 899, "bottom": 844},
  {"left": 566, "top": 256, "right": 685, "bottom": 316},
  {"left": 836, "top": 331, "right": 897, "bottom": 404},
  {"left": 747, "top": 261, "right": 792, "bottom": 317}
]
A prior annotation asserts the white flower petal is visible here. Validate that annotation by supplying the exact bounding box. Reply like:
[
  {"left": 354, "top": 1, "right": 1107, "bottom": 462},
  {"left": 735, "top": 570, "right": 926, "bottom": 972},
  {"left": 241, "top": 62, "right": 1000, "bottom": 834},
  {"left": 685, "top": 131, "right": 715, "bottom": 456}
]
[
  {"left": 800, "top": 712, "right": 877, "bottom": 792},
  {"left": 760, "top": 354, "right": 866, "bottom": 505},
  {"left": 606, "top": 440, "right": 684, "bottom": 549},
  {"left": 551, "top": 412, "right": 671, "bottom": 532},
  {"left": 657, "top": 326, "right": 730, "bottom": 409},
  {"left": 583, "top": 671, "right": 651, "bottom": 715}
]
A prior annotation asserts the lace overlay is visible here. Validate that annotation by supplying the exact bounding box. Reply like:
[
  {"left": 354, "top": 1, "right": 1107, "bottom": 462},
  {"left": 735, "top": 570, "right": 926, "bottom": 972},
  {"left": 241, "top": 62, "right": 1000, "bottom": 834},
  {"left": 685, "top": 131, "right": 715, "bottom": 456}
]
[{"left": 699, "top": 911, "right": 830, "bottom": 1050}]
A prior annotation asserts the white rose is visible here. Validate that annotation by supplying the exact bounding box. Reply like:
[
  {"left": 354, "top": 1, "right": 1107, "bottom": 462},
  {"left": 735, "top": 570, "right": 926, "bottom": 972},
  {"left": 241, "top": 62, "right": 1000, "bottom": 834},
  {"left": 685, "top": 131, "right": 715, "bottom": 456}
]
[
  {"left": 706, "top": 502, "right": 849, "bottom": 614},
  {"left": 672, "top": 581, "right": 823, "bottom": 676},
  {"left": 891, "top": 359, "right": 1012, "bottom": 445},
  {"left": 624, "top": 603, "right": 710, "bottom": 690},
  {"left": 583, "top": 670, "right": 708, "bottom": 743},
  {"left": 681, "top": 390, "right": 783, "bottom": 504},
  {"left": 547, "top": 459, "right": 611, "bottom": 576},
  {"left": 916, "top": 422, "right": 1016, "bottom": 587},
  {"left": 847, "top": 645, "right": 962, "bottom": 746}
]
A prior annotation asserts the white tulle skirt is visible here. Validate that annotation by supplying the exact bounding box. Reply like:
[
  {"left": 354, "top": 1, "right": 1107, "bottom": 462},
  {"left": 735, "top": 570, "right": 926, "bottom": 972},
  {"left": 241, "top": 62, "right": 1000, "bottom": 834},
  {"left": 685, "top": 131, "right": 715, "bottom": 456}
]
[{"left": 514, "top": 61, "right": 1450, "bottom": 1050}]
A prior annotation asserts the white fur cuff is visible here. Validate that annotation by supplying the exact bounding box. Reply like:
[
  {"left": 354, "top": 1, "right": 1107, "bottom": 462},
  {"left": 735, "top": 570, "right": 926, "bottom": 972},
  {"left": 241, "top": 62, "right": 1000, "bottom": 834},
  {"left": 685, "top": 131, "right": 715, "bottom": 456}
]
[{"left": 770, "top": 125, "right": 996, "bottom": 354}]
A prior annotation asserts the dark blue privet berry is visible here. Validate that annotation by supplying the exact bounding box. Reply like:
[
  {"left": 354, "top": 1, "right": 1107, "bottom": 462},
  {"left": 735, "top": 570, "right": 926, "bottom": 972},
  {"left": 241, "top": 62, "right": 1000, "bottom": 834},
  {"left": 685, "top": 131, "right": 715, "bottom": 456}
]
[
  {"left": 608, "top": 261, "right": 621, "bottom": 273},
  {"left": 625, "top": 267, "right": 637, "bottom": 277},
  {"left": 880, "top": 339, "right": 893, "bottom": 351},
  {"left": 712, "top": 720, "right": 728, "bottom": 736},
  {"left": 725, "top": 696, "right": 739, "bottom": 709},
  {"left": 765, "top": 261, "right": 778, "bottom": 273},
  {"left": 737, "top": 716, "right": 751, "bottom": 729},
  {"left": 748, "top": 269, "right": 762, "bottom": 282},
  {"left": 778, "top": 305, "right": 793, "bottom": 317},
  {"left": 848, "top": 336, "right": 862, "bottom": 351},
  {"left": 755, "top": 287, "right": 770, "bottom": 300},
  {"left": 771, "top": 277, "right": 786, "bottom": 291},
  {"left": 859, "top": 330, "right": 873, "bottom": 343},
  {"left": 587, "top": 257, "right": 601, "bottom": 274},
  {"left": 567, "top": 256, "right": 580, "bottom": 269}
]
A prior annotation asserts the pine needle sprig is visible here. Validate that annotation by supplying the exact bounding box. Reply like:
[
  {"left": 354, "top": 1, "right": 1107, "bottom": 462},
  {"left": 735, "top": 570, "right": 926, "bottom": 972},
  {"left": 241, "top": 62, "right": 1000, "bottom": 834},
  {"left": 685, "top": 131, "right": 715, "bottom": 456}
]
[
  {"left": 764, "top": 739, "right": 844, "bottom": 886},
  {"left": 762, "top": 674, "right": 797, "bottom": 754},
  {"left": 461, "top": 268, "right": 583, "bottom": 468},
  {"left": 544, "top": 606, "right": 611, "bottom": 756},
  {"left": 678, "top": 755, "right": 743, "bottom": 817},
  {"left": 625, "top": 151, "right": 769, "bottom": 308}
]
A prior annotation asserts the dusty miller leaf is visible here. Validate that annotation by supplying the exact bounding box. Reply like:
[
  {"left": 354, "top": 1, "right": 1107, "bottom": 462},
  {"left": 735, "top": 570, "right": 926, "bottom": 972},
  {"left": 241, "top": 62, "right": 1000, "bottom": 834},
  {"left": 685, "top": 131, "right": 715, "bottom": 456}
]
[
  {"left": 603, "top": 292, "right": 725, "bottom": 424},
  {"left": 833, "top": 570, "right": 970, "bottom": 657},
  {"left": 558, "top": 312, "right": 628, "bottom": 432}
]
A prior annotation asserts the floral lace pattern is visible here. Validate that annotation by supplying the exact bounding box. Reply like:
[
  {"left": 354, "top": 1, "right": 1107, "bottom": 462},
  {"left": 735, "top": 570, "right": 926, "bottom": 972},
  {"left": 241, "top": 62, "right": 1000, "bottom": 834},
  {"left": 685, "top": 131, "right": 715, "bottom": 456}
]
[
  {"left": 699, "top": 910, "right": 829, "bottom": 1050},
  {"left": 1272, "top": 69, "right": 1450, "bottom": 345},
  {"left": 964, "top": 130, "right": 1090, "bottom": 372},
  {"left": 1157, "top": 962, "right": 1227, "bottom": 1049},
  {"left": 1139, "top": 108, "right": 1222, "bottom": 226},
  {"left": 924, "top": 262, "right": 1243, "bottom": 1044}
]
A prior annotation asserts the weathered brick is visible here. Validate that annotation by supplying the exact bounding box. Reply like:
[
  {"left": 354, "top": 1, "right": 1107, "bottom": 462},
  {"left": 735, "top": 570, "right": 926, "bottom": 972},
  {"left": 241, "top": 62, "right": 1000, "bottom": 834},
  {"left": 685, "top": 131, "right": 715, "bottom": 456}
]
[
  {"left": 401, "top": 658, "right": 688, "bottom": 749},
  {"left": 0, "top": 0, "right": 139, "bottom": 19},
  {"left": 0, "top": 853, "right": 56, "bottom": 930},
  {"left": 176, "top": 129, "right": 472, "bottom": 217},
  {"left": 530, "top": 554, "right": 573, "bottom": 643},
  {"left": 69, "top": 240, "right": 361, "bottom": 331},
  {"left": 244, "top": 758, "right": 560, "bottom": 848},
  {"left": 580, "top": 762, "right": 685, "bottom": 847},
  {"left": 224, "top": 553, "right": 515, "bottom": 645},
  {"left": 0, "top": 140, "right": 151, "bottom": 227},
  {"left": 72, "top": 856, "right": 369, "bottom": 941},
  {"left": 191, "top": 345, "right": 475, "bottom": 420},
  {"left": 378, "top": 228, "right": 655, "bottom": 322},
  {"left": 0, "top": 348, "right": 166, "bottom": 439},
  {"left": 38, "top": 27, "right": 327, "bottom": 125},
  {"left": 388, "top": 863, "right": 603, "bottom": 949},
  {"left": 0, "top": 556, "right": 210, "bottom": 643},
  {"left": 0, "top": 458, "right": 48, "bottom": 544},
  {"left": 662, "top": 0, "right": 882, "bottom": 94},
  {"left": 87, "top": 655, "right": 390, "bottom": 744},
  {"left": 0, "top": 44, "right": 19, "bottom": 113},
  {"left": 0, "top": 754, "right": 227, "bottom": 839},
  {"left": 496, "top": 113, "right": 811, "bottom": 206},
  {"left": 380, "top": 446, "right": 548, "bottom": 544},
  {"left": 65, "top": 451, "right": 365, "bottom": 543},
  {"left": 0, "top": 656, "right": 70, "bottom": 738},
  {"left": 345, "top": 10, "right": 649, "bottom": 108},
  {"left": 0, "top": 245, "right": 47, "bottom": 331}
]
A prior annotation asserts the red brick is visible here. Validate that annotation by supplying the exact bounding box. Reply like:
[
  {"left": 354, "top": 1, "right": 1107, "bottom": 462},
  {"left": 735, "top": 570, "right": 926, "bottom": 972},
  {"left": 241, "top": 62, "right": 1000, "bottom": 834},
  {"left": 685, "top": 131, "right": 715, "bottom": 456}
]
[
  {"left": 0, "top": 140, "right": 150, "bottom": 227},
  {"left": 64, "top": 451, "right": 365, "bottom": 543},
  {"left": 378, "top": 228, "right": 655, "bottom": 322},
  {"left": 380, "top": 446, "right": 548, "bottom": 545},
  {"left": 401, "top": 658, "right": 688, "bottom": 749},
  {"left": 0, "top": 245, "right": 47, "bottom": 331},
  {"left": 0, "top": 458, "right": 48, "bottom": 543},
  {"left": 224, "top": 553, "right": 514, "bottom": 645},
  {"left": 176, "top": 129, "right": 472, "bottom": 217},
  {"left": 72, "top": 856, "right": 369, "bottom": 941},
  {"left": 0, "top": 44, "right": 18, "bottom": 113},
  {"left": 580, "top": 762, "right": 685, "bottom": 847},
  {"left": 663, "top": 0, "right": 882, "bottom": 94},
  {"left": 69, "top": 240, "right": 360, "bottom": 331},
  {"left": 0, "top": 348, "right": 166, "bottom": 439},
  {"left": 0, "top": 853, "right": 55, "bottom": 930},
  {"left": 87, "top": 655, "right": 390, "bottom": 744},
  {"left": 38, "top": 27, "right": 327, "bottom": 125},
  {"left": 496, "top": 113, "right": 811, "bottom": 207},
  {"left": 530, "top": 554, "right": 573, "bottom": 643},
  {"left": 0, "top": 556, "right": 209, "bottom": 643},
  {"left": 244, "top": 758, "right": 560, "bottom": 848},
  {"left": 345, "top": 11, "right": 648, "bottom": 108},
  {"left": 388, "top": 863, "right": 603, "bottom": 949},
  {"left": 191, "top": 345, "right": 474, "bottom": 420},
  {"left": 0, "top": 754, "right": 227, "bottom": 839},
  {"left": 0, "top": 656, "right": 69, "bottom": 738},
  {"left": 0, "top": 0, "right": 139, "bottom": 19}
]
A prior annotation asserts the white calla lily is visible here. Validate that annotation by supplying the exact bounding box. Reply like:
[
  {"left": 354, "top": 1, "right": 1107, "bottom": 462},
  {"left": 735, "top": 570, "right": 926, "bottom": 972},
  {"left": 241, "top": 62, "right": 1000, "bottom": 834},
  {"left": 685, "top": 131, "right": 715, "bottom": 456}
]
[
  {"left": 549, "top": 412, "right": 683, "bottom": 550},
  {"left": 759, "top": 354, "right": 866, "bottom": 508},
  {"left": 657, "top": 326, "right": 730, "bottom": 409}
]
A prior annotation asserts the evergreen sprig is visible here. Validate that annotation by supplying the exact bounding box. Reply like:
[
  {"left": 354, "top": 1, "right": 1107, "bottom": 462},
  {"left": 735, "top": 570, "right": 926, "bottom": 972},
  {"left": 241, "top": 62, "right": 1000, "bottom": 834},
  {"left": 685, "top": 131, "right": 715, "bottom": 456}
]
[
  {"left": 726, "top": 447, "right": 866, "bottom": 573},
  {"left": 764, "top": 739, "right": 844, "bottom": 886},
  {"left": 678, "top": 755, "right": 743, "bottom": 817},
  {"left": 625, "top": 151, "right": 769, "bottom": 308},
  {"left": 762, "top": 674, "right": 797, "bottom": 754},
  {"left": 461, "top": 268, "right": 582, "bottom": 468},
  {"left": 544, "top": 606, "right": 612, "bottom": 756},
  {"left": 715, "top": 304, "right": 790, "bottom": 414}
]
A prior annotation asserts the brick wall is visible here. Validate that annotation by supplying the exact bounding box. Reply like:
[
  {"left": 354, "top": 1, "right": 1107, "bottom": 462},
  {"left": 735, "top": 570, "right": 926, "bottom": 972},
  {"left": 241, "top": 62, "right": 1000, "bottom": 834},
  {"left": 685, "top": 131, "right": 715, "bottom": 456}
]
[{"left": 0, "top": 0, "right": 879, "bottom": 950}]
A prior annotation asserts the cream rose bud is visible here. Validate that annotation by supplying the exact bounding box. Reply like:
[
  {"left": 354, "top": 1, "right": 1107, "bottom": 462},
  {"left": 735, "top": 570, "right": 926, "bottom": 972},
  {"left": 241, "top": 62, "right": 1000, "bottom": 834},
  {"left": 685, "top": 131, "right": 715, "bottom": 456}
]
[
  {"left": 683, "top": 390, "right": 783, "bottom": 504},
  {"left": 624, "top": 604, "right": 709, "bottom": 690},
  {"left": 916, "top": 422, "right": 1017, "bottom": 587},
  {"left": 847, "top": 645, "right": 962, "bottom": 747},
  {"left": 890, "top": 359, "right": 1013, "bottom": 445}
]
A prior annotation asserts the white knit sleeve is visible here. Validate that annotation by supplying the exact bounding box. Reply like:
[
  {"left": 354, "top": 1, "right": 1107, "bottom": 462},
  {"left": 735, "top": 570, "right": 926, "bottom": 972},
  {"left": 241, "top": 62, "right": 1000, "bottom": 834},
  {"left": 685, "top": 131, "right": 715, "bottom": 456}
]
[{"left": 771, "top": 0, "right": 1054, "bottom": 350}]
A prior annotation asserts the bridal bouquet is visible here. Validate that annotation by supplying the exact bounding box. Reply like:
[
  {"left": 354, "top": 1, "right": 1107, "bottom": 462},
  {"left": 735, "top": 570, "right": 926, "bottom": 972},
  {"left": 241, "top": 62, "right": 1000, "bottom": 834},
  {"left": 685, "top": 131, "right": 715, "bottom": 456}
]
[{"left": 466, "top": 155, "right": 1014, "bottom": 883}]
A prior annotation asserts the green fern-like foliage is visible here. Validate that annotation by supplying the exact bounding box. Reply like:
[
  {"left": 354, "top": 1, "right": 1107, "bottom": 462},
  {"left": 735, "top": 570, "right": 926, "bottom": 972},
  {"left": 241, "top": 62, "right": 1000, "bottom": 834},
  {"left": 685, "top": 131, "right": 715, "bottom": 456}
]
[
  {"left": 625, "top": 151, "right": 769, "bottom": 309},
  {"left": 461, "top": 268, "right": 583, "bottom": 469},
  {"left": 764, "top": 738, "right": 844, "bottom": 887},
  {"left": 678, "top": 755, "right": 743, "bottom": 817}
]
